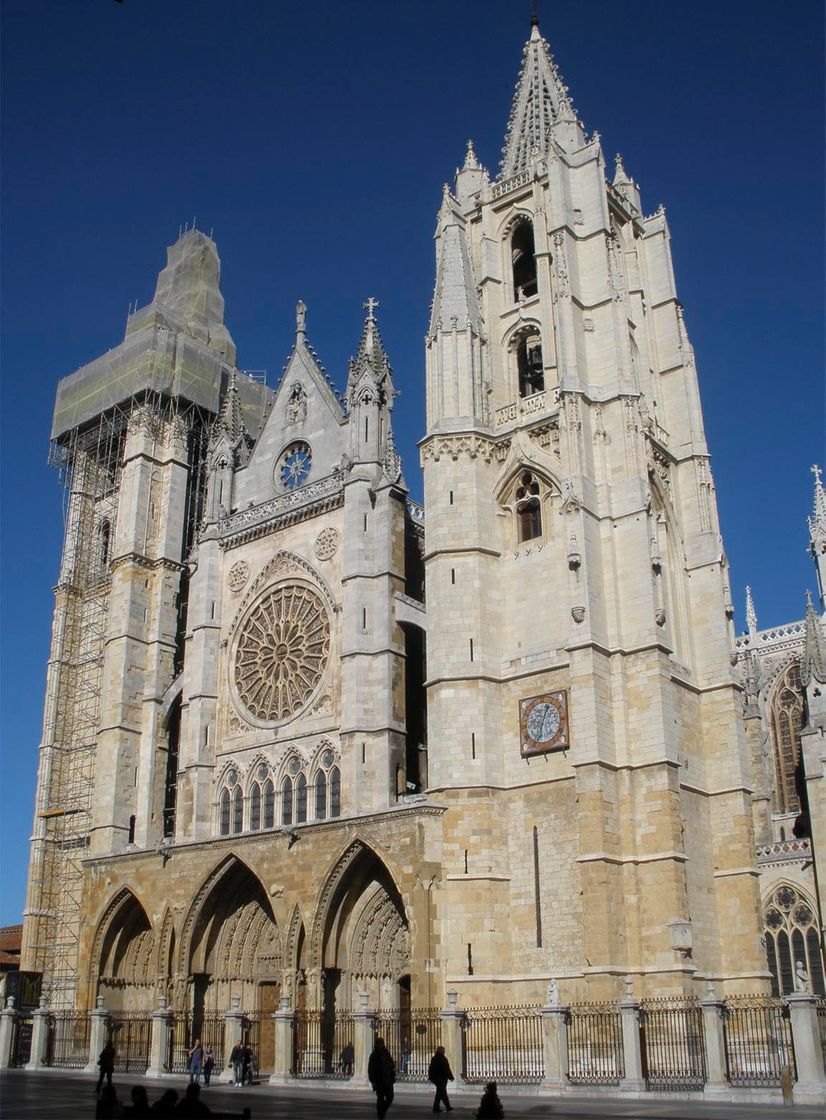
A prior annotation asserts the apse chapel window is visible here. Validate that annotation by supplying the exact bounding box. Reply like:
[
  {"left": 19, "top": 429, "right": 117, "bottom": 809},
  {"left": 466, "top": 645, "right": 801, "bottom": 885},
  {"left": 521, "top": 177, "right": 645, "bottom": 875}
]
[
  {"left": 517, "top": 333, "right": 544, "bottom": 398},
  {"left": 515, "top": 472, "right": 543, "bottom": 543},
  {"left": 511, "top": 219, "right": 537, "bottom": 299},
  {"left": 277, "top": 441, "right": 312, "bottom": 491},
  {"left": 763, "top": 884, "right": 825, "bottom": 996}
]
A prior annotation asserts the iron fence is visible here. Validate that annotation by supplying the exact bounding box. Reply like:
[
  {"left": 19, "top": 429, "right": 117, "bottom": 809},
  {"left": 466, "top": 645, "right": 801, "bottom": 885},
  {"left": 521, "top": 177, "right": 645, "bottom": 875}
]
[
  {"left": 567, "top": 1002, "right": 624, "bottom": 1085},
  {"left": 292, "top": 1009, "right": 354, "bottom": 1079},
  {"left": 241, "top": 1012, "right": 265, "bottom": 1076},
  {"left": 47, "top": 1011, "right": 90, "bottom": 1068},
  {"left": 10, "top": 1016, "right": 33, "bottom": 1068},
  {"left": 640, "top": 998, "right": 705, "bottom": 1091},
  {"left": 107, "top": 1012, "right": 151, "bottom": 1073},
  {"left": 373, "top": 1009, "right": 442, "bottom": 1082},
  {"left": 461, "top": 1005, "right": 543, "bottom": 1084},
  {"left": 723, "top": 996, "right": 796, "bottom": 1087},
  {"left": 168, "top": 1012, "right": 225, "bottom": 1074}
]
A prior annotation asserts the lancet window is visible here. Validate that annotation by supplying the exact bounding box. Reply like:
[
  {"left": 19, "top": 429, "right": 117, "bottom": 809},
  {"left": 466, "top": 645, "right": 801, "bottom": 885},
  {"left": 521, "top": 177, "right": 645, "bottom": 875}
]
[
  {"left": 516, "top": 333, "right": 544, "bottom": 397},
  {"left": 98, "top": 519, "right": 111, "bottom": 570},
  {"left": 514, "top": 472, "right": 543, "bottom": 544},
  {"left": 218, "top": 769, "right": 243, "bottom": 836},
  {"left": 769, "top": 662, "right": 805, "bottom": 816},
  {"left": 511, "top": 219, "right": 538, "bottom": 299}
]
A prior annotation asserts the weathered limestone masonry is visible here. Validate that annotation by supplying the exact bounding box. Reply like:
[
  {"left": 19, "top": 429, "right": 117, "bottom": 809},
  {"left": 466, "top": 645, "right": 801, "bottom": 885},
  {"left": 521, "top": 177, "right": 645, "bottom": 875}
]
[
  {"left": 22, "top": 16, "right": 788, "bottom": 1029},
  {"left": 421, "top": 22, "right": 765, "bottom": 1000}
]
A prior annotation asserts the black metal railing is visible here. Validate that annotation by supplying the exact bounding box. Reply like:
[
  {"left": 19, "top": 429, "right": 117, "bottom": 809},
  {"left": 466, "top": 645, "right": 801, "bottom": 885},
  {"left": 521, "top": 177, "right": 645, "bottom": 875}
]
[
  {"left": 10, "top": 1016, "right": 33, "bottom": 1068},
  {"left": 567, "top": 1002, "right": 624, "bottom": 1085},
  {"left": 373, "top": 1010, "right": 442, "bottom": 1082},
  {"left": 817, "top": 999, "right": 826, "bottom": 1067},
  {"left": 723, "top": 996, "right": 796, "bottom": 1087},
  {"left": 107, "top": 1013, "right": 151, "bottom": 1073},
  {"left": 461, "top": 1005, "right": 543, "bottom": 1084},
  {"left": 640, "top": 998, "right": 705, "bottom": 1090},
  {"left": 168, "top": 1012, "right": 225, "bottom": 1074},
  {"left": 47, "top": 1011, "right": 90, "bottom": 1068},
  {"left": 292, "top": 1009, "right": 354, "bottom": 1079}
]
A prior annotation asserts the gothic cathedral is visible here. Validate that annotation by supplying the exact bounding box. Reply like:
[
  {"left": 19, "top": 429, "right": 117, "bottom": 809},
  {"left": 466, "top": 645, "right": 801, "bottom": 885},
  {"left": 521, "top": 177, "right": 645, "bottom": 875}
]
[{"left": 24, "top": 17, "right": 794, "bottom": 1028}]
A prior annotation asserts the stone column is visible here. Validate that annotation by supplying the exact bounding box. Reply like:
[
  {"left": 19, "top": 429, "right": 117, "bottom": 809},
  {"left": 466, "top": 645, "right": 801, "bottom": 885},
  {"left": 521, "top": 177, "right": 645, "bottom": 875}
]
[
  {"left": 699, "top": 986, "right": 728, "bottom": 1095},
  {"left": 786, "top": 993, "right": 826, "bottom": 1100},
  {"left": 269, "top": 995, "right": 293, "bottom": 1085},
  {"left": 25, "top": 997, "right": 50, "bottom": 1070},
  {"left": 84, "top": 996, "right": 109, "bottom": 1074},
  {"left": 223, "top": 996, "right": 245, "bottom": 1083},
  {"left": 147, "top": 996, "right": 172, "bottom": 1079},
  {"left": 540, "top": 989, "right": 569, "bottom": 1091},
  {"left": 352, "top": 991, "right": 373, "bottom": 1088},
  {"left": 0, "top": 997, "right": 19, "bottom": 1069},
  {"left": 618, "top": 980, "right": 644, "bottom": 1093},
  {"left": 440, "top": 990, "right": 464, "bottom": 1084}
]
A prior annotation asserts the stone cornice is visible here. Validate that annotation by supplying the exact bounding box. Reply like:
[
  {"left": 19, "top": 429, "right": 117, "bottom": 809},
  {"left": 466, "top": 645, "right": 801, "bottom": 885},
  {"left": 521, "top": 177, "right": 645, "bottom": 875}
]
[
  {"left": 217, "top": 470, "right": 345, "bottom": 549},
  {"left": 219, "top": 490, "right": 345, "bottom": 551}
]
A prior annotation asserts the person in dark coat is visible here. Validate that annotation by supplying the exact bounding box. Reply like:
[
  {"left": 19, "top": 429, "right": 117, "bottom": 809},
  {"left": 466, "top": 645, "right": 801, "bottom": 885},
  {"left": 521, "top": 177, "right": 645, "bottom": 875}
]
[
  {"left": 367, "top": 1036, "right": 396, "bottom": 1119},
  {"left": 476, "top": 1080, "right": 504, "bottom": 1118},
  {"left": 202, "top": 1049, "right": 214, "bottom": 1087},
  {"left": 96, "top": 1040, "right": 116, "bottom": 1093},
  {"left": 428, "top": 1044, "right": 454, "bottom": 1113}
]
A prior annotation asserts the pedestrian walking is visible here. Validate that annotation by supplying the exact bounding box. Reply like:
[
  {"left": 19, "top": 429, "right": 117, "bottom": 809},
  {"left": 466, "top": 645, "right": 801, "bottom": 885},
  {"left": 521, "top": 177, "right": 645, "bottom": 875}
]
[
  {"left": 476, "top": 1080, "right": 504, "bottom": 1118},
  {"left": 428, "top": 1044, "right": 454, "bottom": 1112},
  {"left": 340, "top": 1041, "right": 354, "bottom": 1075},
  {"left": 202, "top": 1048, "right": 214, "bottom": 1086},
  {"left": 95, "top": 1040, "right": 115, "bottom": 1093},
  {"left": 229, "top": 1040, "right": 244, "bottom": 1086},
  {"left": 187, "top": 1038, "right": 204, "bottom": 1084},
  {"left": 241, "top": 1043, "right": 253, "bottom": 1084},
  {"left": 368, "top": 1035, "right": 396, "bottom": 1119}
]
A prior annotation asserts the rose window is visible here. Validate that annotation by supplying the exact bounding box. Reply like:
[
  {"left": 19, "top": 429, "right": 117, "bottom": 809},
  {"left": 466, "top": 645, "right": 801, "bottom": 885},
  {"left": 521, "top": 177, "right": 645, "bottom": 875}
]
[
  {"left": 278, "top": 442, "right": 312, "bottom": 490},
  {"left": 234, "top": 584, "right": 330, "bottom": 722}
]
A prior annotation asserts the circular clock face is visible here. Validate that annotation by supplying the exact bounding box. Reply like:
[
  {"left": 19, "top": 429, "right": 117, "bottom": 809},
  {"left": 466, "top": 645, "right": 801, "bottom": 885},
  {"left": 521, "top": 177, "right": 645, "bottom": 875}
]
[{"left": 526, "top": 702, "right": 561, "bottom": 744}]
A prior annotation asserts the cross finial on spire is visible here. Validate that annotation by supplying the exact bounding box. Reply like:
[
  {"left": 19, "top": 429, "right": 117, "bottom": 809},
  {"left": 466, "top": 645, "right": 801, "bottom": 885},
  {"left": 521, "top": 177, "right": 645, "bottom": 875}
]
[
  {"left": 363, "top": 297, "right": 379, "bottom": 321},
  {"left": 812, "top": 464, "right": 823, "bottom": 488}
]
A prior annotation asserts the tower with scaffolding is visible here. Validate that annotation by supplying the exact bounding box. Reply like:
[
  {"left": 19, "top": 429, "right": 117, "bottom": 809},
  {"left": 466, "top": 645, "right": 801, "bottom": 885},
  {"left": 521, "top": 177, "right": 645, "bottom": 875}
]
[{"left": 21, "top": 229, "right": 269, "bottom": 1006}]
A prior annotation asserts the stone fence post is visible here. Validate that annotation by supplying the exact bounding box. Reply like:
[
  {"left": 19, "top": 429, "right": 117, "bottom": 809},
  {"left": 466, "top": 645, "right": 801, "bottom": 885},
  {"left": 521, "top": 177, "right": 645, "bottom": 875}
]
[
  {"left": 0, "top": 996, "right": 19, "bottom": 1069},
  {"left": 786, "top": 992, "right": 826, "bottom": 1102},
  {"left": 440, "top": 990, "right": 464, "bottom": 1084},
  {"left": 618, "top": 977, "right": 644, "bottom": 1092},
  {"left": 25, "top": 996, "right": 51, "bottom": 1070},
  {"left": 85, "top": 996, "right": 109, "bottom": 1074},
  {"left": 540, "top": 990, "right": 569, "bottom": 1091},
  {"left": 223, "top": 995, "right": 245, "bottom": 1084},
  {"left": 699, "top": 986, "right": 728, "bottom": 1094},
  {"left": 352, "top": 991, "right": 373, "bottom": 1087},
  {"left": 147, "top": 996, "right": 172, "bottom": 1079},
  {"left": 269, "top": 995, "right": 293, "bottom": 1085}
]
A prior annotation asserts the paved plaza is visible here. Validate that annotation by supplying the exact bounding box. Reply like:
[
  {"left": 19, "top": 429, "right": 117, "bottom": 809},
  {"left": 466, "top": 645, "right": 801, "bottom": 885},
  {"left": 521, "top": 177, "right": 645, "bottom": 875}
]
[{"left": 1, "top": 1071, "right": 822, "bottom": 1120}]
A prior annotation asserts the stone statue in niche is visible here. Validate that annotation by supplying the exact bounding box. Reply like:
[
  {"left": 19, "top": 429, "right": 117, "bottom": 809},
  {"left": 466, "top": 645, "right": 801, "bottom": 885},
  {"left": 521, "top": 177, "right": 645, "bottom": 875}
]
[{"left": 287, "top": 383, "right": 307, "bottom": 425}]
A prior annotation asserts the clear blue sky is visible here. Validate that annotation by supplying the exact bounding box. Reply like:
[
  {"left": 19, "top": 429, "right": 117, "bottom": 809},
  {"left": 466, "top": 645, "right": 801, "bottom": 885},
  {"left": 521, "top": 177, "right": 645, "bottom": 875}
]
[{"left": 1, "top": 1, "right": 823, "bottom": 927}]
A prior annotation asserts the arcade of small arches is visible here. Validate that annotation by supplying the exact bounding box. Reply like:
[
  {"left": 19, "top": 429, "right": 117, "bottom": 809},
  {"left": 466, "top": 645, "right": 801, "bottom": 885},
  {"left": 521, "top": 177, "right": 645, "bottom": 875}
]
[
  {"left": 217, "top": 751, "right": 341, "bottom": 837},
  {"left": 90, "top": 844, "right": 412, "bottom": 1018}
]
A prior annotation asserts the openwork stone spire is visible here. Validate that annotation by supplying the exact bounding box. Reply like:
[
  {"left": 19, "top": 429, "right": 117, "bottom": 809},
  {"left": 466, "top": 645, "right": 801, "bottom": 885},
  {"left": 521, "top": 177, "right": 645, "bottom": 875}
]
[
  {"left": 745, "top": 585, "right": 758, "bottom": 634},
  {"left": 808, "top": 465, "right": 826, "bottom": 607},
  {"left": 500, "top": 21, "right": 583, "bottom": 177}
]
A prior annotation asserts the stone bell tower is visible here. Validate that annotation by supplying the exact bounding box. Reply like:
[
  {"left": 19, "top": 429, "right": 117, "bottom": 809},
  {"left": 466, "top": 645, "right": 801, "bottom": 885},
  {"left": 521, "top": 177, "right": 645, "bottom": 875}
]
[{"left": 421, "top": 16, "right": 766, "bottom": 997}]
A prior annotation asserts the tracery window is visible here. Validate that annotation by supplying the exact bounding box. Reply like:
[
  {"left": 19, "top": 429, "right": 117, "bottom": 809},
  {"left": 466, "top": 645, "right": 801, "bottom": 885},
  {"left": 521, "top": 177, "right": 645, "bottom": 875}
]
[
  {"left": 511, "top": 219, "right": 537, "bottom": 299},
  {"left": 282, "top": 776, "right": 294, "bottom": 827},
  {"left": 515, "top": 472, "right": 543, "bottom": 544},
  {"left": 311, "top": 748, "right": 342, "bottom": 821},
  {"left": 276, "top": 441, "right": 312, "bottom": 491},
  {"left": 763, "top": 884, "right": 825, "bottom": 996},
  {"left": 296, "top": 773, "right": 308, "bottom": 824},
  {"left": 315, "top": 770, "right": 327, "bottom": 821},
  {"left": 263, "top": 779, "right": 275, "bottom": 829},
  {"left": 516, "top": 333, "right": 544, "bottom": 397},
  {"left": 219, "top": 788, "right": 230, "bottom": 837},
  {"left": 250, "top": 782, "right": 261, "bottom": 831},
  {"left": 231, "top": 786, "right": 243, "bottom": 834},
  {"left": 769, "top": 662, "right": 805, "bottom": 815},
  {"left": 330, "top": 766, "right": 341, "bottom": 818}
]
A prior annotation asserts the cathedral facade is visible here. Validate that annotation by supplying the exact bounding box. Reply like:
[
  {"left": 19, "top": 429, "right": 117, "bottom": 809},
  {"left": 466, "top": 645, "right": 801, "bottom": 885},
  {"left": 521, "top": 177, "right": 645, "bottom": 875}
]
[{"left": 23, "top": 19, "right": 785, "bottom": 1029}]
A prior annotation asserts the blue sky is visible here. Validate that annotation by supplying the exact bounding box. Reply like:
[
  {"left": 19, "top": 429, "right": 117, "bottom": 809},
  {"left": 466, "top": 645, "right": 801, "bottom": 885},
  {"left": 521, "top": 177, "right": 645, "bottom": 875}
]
[{"left": 1, "top": 0, "right": 823, "bottom": 926}]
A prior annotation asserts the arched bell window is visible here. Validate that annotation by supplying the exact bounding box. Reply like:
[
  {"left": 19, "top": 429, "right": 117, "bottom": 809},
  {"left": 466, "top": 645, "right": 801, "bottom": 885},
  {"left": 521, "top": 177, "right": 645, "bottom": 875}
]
[
  {"left": 517, "top": 333, "right": 544, "bottom": 397},
  {"left": 515, "top": 472, "right": 543, "bottom": 543},
  {"left": 511, "top": 219, "right": 537, "bottom": 299}
]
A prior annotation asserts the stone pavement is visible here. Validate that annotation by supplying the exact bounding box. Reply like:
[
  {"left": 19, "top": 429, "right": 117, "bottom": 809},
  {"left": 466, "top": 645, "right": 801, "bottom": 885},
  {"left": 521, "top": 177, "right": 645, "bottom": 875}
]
[{"left": 1, "top": 1070, "right": 823, "bottom": 1120}]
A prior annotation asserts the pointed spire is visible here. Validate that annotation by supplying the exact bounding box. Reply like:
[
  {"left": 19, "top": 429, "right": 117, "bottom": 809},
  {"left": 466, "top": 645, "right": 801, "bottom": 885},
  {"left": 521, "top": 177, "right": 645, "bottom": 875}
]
[
  {"left": 808, "top": 464, "right": 826, "bottom": 611},
  {"left": 745, "top": 585, "right": 758, "bottom": 634},
  {"left": 429, "top": 191, "right": 483, "bottom": 337},
  {"left": 463, "top": 139, "right": 480, "bottom": 170},
  {"left": 346, "top": 299, "right": 394, "bottom": 404},
  {"left": 500, "top": 22, "right": 584, "bottom": 177},
  {"left": 213, "top": 370, "right": 247, "bottom": 445},
  {"left": 801, "top": 590, "right": 826, "bottom": 685},
  {"left": 613, "top": 153, "right": 630, "bottom": 187}
]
